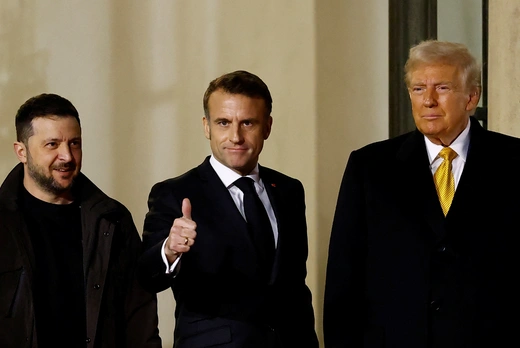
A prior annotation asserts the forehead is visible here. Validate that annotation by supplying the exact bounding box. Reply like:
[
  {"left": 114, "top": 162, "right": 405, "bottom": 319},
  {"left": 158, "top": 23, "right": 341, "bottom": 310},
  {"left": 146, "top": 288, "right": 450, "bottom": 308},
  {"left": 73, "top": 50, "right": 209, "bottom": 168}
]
[
  {"left": 208, "top": 91, "right": 267, "bottom": 115},
  {"left": 410, "top": 64, "right": 460, "bottom": 83},
  {"left": 30, "top": 116, "right": 81, "bottom": 138}
]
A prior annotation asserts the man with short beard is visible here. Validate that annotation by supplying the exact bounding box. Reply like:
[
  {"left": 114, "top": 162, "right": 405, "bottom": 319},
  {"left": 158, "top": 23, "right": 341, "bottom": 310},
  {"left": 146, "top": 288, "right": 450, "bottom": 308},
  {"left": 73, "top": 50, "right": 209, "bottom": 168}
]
[{"left": 0, "top": 94, "right": 162, "bottom": 348}]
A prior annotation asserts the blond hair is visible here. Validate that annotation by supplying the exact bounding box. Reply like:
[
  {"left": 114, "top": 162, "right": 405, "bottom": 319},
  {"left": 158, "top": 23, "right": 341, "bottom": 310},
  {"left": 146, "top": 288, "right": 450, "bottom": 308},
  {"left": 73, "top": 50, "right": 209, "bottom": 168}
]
[{"left": 404, "top": 40, "right": 481, "bottom": 92}]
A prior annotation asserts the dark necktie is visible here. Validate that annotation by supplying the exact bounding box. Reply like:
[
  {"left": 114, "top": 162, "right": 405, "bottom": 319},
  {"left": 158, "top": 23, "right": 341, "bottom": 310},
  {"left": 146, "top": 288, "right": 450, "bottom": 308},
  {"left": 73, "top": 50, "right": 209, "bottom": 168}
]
[{"left": 233, "top": 177, "right": 275, "bottom": 275}]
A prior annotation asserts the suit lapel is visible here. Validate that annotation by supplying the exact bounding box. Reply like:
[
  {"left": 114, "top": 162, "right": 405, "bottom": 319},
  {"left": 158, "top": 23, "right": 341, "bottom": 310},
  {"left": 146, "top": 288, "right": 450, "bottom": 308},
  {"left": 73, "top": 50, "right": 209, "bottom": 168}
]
[
  {"left": 196, "top": 159, "right": 263, "bottom": 278},
  {"left": 258, "top": 167, "right": 284, "bottom": 283},
  {"left": 197, "top": 159, "right": 245, "bottom": 227},
  {"left": 448, "top": 117, "right": 488, "bottom": 216},
  {"left": 259, "top": 169, "right": 281, "bottom": 247},
  {"left": 397, "top": 130, "right": 446, "bottom": 243}
]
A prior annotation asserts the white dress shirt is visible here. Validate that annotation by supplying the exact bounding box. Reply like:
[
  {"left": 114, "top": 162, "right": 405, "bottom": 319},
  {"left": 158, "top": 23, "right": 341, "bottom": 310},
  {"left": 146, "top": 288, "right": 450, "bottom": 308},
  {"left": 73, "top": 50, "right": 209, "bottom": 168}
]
[
  {"left": 424, "top": 119, "right": 471, "bottom": 190},
  {"left": 161, "top": 155, "right": 278, "bottom": 273}
]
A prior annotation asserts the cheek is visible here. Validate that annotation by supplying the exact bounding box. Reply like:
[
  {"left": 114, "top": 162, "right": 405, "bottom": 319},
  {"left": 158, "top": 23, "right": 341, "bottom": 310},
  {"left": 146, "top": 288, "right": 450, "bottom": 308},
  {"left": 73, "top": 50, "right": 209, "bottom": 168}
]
[
  {"left": 409, "top": 99, "right": 422, "bottom": 112},
  {"left": 36, "top": 154, "right": 55, "bottom": 168},
  {"left": 251, "top": 134, "right": 265, "bottom": 149},
  {"left": 441, "top": 101, "right": 461, "bottom": 117},
  {"left": 209, "top": 137, "right": 222, "bottom": 151},
  {"left": 441, "top": 94, "right": 464, "bottom": 107},
  {"left": 410, "top": 105, "right": 422, "bottom": 118}
]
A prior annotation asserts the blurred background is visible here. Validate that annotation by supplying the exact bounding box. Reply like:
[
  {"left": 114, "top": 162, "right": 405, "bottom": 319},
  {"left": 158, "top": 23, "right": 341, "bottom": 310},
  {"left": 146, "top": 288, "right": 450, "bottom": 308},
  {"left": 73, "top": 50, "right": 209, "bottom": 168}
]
[{"left": 2, "top": 1, "right": 517, "bottom": 347}]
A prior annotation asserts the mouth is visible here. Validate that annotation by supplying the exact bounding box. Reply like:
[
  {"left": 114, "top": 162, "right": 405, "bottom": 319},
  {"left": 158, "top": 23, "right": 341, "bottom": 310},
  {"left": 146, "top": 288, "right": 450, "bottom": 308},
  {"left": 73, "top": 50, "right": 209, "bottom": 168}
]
[
  {"left": 226, "top": 147, "right": 248, "bottom": 152},
  {"left": 422, "top": 114, "right": 442, "bottom": 120},
  {"left": 53, "top": 165, "right": 76, "bottom": 173}
]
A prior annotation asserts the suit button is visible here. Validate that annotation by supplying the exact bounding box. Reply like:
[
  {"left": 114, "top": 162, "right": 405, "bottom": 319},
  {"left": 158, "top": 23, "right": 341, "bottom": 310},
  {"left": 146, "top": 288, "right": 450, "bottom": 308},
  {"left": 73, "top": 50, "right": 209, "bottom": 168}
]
[
  {"left": 94, "top": 284, "right": 101, "bottom": 290},
  {"left": 103, "top": 231, "right": 110, "bottom": 236},
  {"left": 437, "top": 245, "right": 446, "bottom": 252},
  {"left": 86, "top": 337, "right": 91, "bottom": 343},
  {"left": 430, "top": 300, "right": 442, "bottom": 311}
]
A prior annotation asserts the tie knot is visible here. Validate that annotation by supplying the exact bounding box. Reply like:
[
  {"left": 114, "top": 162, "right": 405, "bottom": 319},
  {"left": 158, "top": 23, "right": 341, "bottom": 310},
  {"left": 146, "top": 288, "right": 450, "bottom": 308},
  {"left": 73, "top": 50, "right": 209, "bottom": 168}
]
[
  {"left": 438, "top": 147, "right": 458, "bottom": 162},
  {"left": 234, "top": 177, "right": 256, "bottom": 194}
]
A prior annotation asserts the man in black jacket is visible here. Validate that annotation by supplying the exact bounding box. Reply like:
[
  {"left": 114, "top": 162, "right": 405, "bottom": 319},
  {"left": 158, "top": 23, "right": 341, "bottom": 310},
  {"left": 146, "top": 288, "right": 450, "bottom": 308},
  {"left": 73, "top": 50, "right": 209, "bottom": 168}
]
[
  {"left": 0, "top": 93, "right": 161, "bottom": 348},
  {"left": 324, "top": 40, "right": 520, "bottom": 347},
  {"left": 137, "top": 70, "right": 318, "bottom": 347}
]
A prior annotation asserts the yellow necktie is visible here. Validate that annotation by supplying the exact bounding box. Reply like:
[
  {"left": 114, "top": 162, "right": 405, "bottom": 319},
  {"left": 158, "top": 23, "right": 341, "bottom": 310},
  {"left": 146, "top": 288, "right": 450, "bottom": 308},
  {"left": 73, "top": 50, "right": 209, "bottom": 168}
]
[{"left": 434, "top": 147, "right": 458, "bottom": 216}]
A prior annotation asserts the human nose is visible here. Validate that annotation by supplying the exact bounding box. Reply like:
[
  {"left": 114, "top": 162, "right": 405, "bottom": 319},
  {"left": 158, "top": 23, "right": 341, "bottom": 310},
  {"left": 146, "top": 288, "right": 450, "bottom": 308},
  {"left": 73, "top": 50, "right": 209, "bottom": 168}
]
[
  {"left": 58, "top": 144, "right": 73, "bottom": 161},
  {"left": 423, "top": 88, "right": 438, "bottom": 107},
  {"left": 229, "top": 123, "right": 243, "bottom": 143}
]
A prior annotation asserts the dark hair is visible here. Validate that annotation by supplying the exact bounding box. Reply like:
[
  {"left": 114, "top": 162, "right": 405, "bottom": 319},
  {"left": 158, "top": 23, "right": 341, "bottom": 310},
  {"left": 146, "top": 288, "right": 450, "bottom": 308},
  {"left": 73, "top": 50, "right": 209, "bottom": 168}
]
[
  {"left": 202, "top": 70, "right": 272, "bottom": 119},
  {"left": 15, "top": 93, "right": 80, "bottom": 143}
]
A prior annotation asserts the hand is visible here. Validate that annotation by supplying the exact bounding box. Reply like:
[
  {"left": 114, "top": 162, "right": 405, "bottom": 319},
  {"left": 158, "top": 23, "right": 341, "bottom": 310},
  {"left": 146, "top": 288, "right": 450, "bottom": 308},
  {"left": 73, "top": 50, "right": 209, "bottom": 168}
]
[{"left": 164, "top": 198, "right": 197, "bottom": 264}]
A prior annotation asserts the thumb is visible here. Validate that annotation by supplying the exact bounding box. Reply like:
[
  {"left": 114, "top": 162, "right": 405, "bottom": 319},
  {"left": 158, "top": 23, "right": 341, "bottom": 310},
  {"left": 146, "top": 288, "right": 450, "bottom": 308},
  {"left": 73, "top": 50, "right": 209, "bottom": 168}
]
[{"left": 182, "top": 198, "right": 192, "bottom": 219}]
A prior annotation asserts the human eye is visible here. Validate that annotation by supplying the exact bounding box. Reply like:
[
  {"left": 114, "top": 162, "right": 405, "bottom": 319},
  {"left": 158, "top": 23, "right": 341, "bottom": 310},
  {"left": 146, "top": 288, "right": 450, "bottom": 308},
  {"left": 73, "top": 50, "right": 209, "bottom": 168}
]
[
  {"left": 45, "top": 141, "right": 58, "bottom": 149},
  {"left": 217, "top": 120, "right": 229, "bottom": 126},
  {"left": 436, "top": 85, "right": 451, "bottom": 93},
  {"left": 70, "top": 139, "right": 82, "bottom": 148},
  {"left": 411, "top": 86, "right": 425, "bottom": 94}
]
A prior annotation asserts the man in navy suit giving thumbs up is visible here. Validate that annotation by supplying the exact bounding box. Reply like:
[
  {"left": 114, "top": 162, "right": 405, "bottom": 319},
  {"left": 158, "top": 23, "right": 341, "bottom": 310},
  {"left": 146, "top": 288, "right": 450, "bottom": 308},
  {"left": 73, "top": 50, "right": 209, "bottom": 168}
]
[{"left": 137, "top": 70, "right": 318, "bottom": 348}]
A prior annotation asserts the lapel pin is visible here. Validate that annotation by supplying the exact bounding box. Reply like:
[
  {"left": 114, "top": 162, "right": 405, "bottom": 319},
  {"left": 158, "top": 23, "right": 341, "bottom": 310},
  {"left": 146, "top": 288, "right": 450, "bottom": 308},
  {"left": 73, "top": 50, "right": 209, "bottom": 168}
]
[{"left": 271, "top": 183, "right": 276, "bottom": 187}]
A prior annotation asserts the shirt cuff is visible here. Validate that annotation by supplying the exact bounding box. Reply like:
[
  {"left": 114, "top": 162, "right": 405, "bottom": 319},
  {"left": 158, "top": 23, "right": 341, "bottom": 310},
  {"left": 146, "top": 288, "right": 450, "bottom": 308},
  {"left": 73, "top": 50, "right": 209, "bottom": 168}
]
[{"left": 161, "top": 238, "right": 181, "bottom": 274}]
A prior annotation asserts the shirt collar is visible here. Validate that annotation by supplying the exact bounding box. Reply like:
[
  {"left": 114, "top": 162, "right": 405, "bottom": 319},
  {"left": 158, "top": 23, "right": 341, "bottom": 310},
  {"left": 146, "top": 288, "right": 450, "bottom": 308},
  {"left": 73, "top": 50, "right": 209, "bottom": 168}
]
[
  {"left": 424, "top": 119, "right": 471, "bottom": 165},
  {"left": 209, "top": 155, "right": 261, "bottom": 188}
]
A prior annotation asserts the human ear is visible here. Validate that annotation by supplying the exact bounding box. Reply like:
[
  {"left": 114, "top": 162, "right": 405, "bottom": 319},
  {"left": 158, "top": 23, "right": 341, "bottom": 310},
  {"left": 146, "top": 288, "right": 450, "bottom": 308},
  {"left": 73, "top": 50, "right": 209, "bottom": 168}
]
[
  {"left": 13, "top": 142, "right": 28, "bottom": 163},
  {"left": 203, "top": 116, "right": 211, "bottom": 140},
  {"left": 466, "top": 87, "right": 481, "bottom": 111}
]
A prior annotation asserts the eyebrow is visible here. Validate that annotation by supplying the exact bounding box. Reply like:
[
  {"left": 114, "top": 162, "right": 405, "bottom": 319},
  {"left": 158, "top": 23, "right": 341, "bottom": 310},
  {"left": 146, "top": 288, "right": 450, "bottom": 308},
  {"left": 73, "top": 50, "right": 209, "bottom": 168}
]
[
  {"left": 212, "top": 116, "right": 230, "bottom": 121},
  {"left": 411, "top": 81, "right": 454, "bottom": 86},
  {"left": 42, "top": 136, "right": 82, "bottom": 143}
]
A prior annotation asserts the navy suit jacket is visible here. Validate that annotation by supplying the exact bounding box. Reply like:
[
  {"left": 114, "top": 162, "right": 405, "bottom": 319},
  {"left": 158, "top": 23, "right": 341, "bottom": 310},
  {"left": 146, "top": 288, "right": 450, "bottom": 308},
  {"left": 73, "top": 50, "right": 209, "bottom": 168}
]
[
  {"left": 138, "top": 157, "right": 318, "bottom": 348},
  {"left": 324, "top": 117, "right": 520, "bottom": 348}
]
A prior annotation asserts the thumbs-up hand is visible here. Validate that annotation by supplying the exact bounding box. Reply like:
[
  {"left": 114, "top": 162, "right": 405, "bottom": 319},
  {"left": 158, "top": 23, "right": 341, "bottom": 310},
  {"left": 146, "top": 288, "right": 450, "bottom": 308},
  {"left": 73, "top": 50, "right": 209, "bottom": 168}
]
[{"left": 164, "top": 198, "right": 197, "bottom": 264}]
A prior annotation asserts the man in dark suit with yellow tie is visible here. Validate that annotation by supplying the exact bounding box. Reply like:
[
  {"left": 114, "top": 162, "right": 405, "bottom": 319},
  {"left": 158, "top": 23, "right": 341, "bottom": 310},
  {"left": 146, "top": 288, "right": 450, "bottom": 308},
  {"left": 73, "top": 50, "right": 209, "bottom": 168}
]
[
  {"left": 137, "top": 70, "right": 318, "bottom": 348},
  {"left": 324, "top": 40, "right": 520, "bottom": 347}
]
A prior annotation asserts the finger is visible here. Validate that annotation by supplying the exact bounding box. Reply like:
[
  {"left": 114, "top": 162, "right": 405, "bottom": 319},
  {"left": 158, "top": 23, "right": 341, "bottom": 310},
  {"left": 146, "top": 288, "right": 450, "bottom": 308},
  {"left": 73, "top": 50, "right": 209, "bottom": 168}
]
[
  {"left": 166, "top": 235, "right": 189, "bottom": 251},
  {"left": 170, "top": 218, "right": 196, "bottom": 237},
  {"left": 182, "top": 198, "right": 192, "bottom": 220}
]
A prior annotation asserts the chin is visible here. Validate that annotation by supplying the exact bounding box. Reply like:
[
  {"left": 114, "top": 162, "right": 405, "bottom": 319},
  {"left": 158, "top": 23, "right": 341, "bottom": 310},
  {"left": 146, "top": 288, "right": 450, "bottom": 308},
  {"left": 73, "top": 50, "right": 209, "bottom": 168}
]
[
  {"left": 418, "top": 123, "right": 441, "bottom": 135},
  {"left": 226, "top": 159, "right": 245, "bottom": 168},
  {"left": 54, "top": 173, "right": 77, "bottom": 186},
  {"left": 56, "top": 181, "right": 74, "bottom": 191}
]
